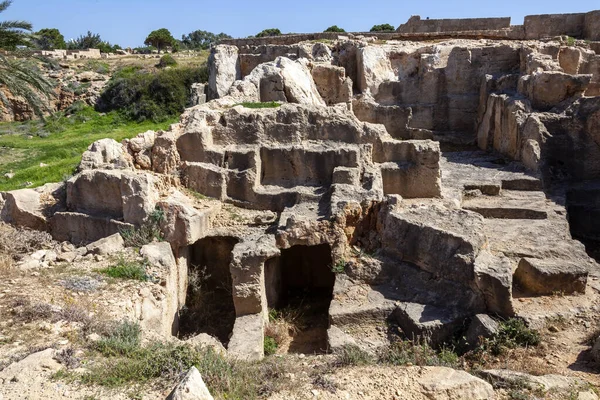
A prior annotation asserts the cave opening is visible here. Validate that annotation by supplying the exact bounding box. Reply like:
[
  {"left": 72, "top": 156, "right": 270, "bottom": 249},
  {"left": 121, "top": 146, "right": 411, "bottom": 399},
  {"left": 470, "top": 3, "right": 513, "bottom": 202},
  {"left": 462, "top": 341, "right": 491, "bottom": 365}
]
[
  {"left": 178, "top": 236, "right": 239, "bottom": 345},
  {"left": 265, "top": 244, "right": 335, "bottom": 354}
]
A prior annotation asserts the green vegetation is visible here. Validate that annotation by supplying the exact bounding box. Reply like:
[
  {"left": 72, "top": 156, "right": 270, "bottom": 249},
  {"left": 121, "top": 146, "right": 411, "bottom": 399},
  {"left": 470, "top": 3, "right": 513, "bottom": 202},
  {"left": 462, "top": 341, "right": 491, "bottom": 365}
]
[
  {"left": 331, "top": 260, "right": 346, "bottom": 274},
  {"left": 236, "top": 101, "right": 281, "bottom": 109},
  {"left": 181, "top": 30, "right": 232, "bottom": 50},
  {"left": 98, "top": 65, "right": 208, "bottom": 122},
  {"left": 66, "top": 31, "right": 120, "bottom": 53},
  {"left": 0, "top": 105, "right": 175, "bottom": 191},
  {"left": 255, "top": 28, "right": 282, "bottom": 38},
  {"left": 144, "top": 28, "right": 176, "bottom": 53},
  {"left": 264, "top": 336, "right": 278, "bottom": 356},
  {"left": 324, "top": 25, "right": 345, "bottom": 33},
  {"left": 370, "top": 23, "right": 396, "bottom": 32},
  {"left": 0, "top": 0, "right": 32, "bottom": 50},
  {"left": 119, "top": 208, "right": 165, "bottom": 247},
  {"left": 485, "top": 318, "right": 541, "bottom": 355},
  {"left": 157, "top": 54, "right": 177, "bottom": 69},
  {"left": 64, "top": 319, "right": 294, "bottom": 398},
  {"left": 34, "top": 28, "right": 66, "bottom": 50},
  {"left": 98, "top": 257, "right": 148, "bottom": 282},
  {"left": 333, "top": 345, "right": 374, "bottom": 366},
  {"left": 565, "top": 36, "right": 576, "bottom": 46}
]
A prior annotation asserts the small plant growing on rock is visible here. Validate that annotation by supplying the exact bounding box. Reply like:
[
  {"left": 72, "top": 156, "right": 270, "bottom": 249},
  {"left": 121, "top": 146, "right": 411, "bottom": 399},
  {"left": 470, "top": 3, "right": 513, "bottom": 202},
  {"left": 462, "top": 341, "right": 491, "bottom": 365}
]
[
  {"left": 333, "top": 344, "right": 374, "bottom": 366},
  {"left": 331, "top": 260, "right": 346, "bottom": 274},
  {"left": 264, "top": 336, "right": 278, "bottom": 356},
  {"left": 119, "top": 207, "right": 165, "bottom": 247},
  {"left": 237, "top": 101, "right": 281, "bottom": 109}
]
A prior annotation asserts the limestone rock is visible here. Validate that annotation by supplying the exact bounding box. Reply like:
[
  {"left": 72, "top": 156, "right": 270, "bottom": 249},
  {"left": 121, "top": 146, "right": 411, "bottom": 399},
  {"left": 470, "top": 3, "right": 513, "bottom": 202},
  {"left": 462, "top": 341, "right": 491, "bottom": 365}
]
[
  {"left": 185, "top": 333, "right": 226, "bottom": 356},
  {"left": 514, "top": 257, "right": 588, "bottom": 296},
  {"left": 518, "top": 71, "right": 592, "bottom": 111},
  {"left": 277, "top": 57, "right": 325, "bottom": 106},
  {"left": 480, "top": 369, "right": 583, "bottom": 392},
  {"left": 208, "top": 45, "right": 241, "bottom": 100},
  {"left": 0, "top": 189, "right": 47, "bottom": 231},
  {"left": 152, "top": 131, "right": 181, "bottom": 175},
  {"left": 86, "top": 233, "right": 125, "bottom": 255},
  {"left": 311, "top": 64, "right": 352, "bottom": 105},
  {"left": 140, "top": 241, "right": 176, "bottom": 270},
  {"left": 0, "top": 348, "right": 60, "bottom": 384},
  {"left": 327, "top": 326, "right": 358, "bottom": 352},
  {"left": 416, "top": 367, "right": 495, "bottom": 400},
  {"left": 166, "top": 366, "right": 214, "bottom": 400},
  {"left": 393, "top": 302, "right": 466, "bottom": 346},
  {"left": 79, "top": 138, "right": 133, "bottom": 171},
  {"left": 465, "top": 314, "right": 499, "bottom": 348},
  {"left": 474, "top": 250, "right": 514, "bottom": 317},
  {"left": 227, "top": 313, "right": 265, "bottom": 361}
]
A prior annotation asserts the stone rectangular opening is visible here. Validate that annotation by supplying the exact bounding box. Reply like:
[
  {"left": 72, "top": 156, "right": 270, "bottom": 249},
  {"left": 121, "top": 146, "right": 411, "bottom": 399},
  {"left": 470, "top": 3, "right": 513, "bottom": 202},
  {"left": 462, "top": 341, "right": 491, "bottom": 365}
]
[
  {"left": 178, "top": 236, "right": 239, "bottom": 345},
  {"left": 266, "top": 244, "right": 335, "bottom": 354}
]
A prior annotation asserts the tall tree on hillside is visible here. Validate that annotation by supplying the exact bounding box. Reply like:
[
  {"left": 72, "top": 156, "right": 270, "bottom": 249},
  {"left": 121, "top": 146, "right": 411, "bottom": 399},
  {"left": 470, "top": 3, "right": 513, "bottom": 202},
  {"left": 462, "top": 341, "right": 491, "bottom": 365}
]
[
  {"left": 33, "top": 28, "right": 66, "bottom": 50},
  {"left": 0, "top": 0, "right": 31, "bottom": 49},
  {"left": 144, "top": 28, "right": 176, "bottom": 53},
  {"left": 181, "top": 30, "right": 232, "bottom": 50},
  {"left": 67, "top": 31, "right": 102, "bottom": 49},
  {"left": 0, "top": 1, "right": 54, "bottom": 117}
]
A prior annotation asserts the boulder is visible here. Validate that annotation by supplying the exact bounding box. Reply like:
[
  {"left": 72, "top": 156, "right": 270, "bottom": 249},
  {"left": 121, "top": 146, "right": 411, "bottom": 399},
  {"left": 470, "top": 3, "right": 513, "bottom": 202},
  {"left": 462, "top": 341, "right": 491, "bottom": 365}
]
[
  {"left": 208, "top": 45, "right": 241, "bottom": 100},
  {"left": 152, "top": 131, "right": 181, "bottom": 174},
  {"left": 0, "top": 348, "right": 60, "bottom": 384},
  {"left": 474, "top": 250, "right": 514, "bottom": 316},
  {"left": 465, "top": 314, "right": 499, "bottom": 349},
  {"left": 140, "top": 241, "right": 176, "bottom": 270},
  {"left": 79, "top": 138, "right": 133, "bottom": 171},
  {"left": 127, "top": 130, "right": 156, "bottom": 153},
  {"left": 277, "top": 57, "right": 325, "bottom": 106},
  {"left": 227, "top": 313, "right": 265, "bottom": 361},
  {"left": 166, "top": 366, "right": 214, "bottom": 400},
  {"left": 185, "top": 333, "right": 226, "bottom": 356},
  {"left": 86, "top": 233, "right": 125, "bottom": 255},
  {"left": 327, "top": 325, "right": 358, "bottom": 352},
  {"left": 514, "top": 257, "right": 588, "bottom": 296},
  {"left": 393, "top": 302, "right": 466, "bottom": 346},
  {"left": 480, "top": 369, "right": 583, "bottom": 392},
  {"left": 416, "top": 367, "right": 495, "bottom": 400},
  {"left": 518, "top": 72, "right": 592, "bottom": 111},
  {"left": 0, "top": 189, "right": 47, "bottom": 231},
  {"left": 190, "top": 83, "right": 207, "bottom": 106}
]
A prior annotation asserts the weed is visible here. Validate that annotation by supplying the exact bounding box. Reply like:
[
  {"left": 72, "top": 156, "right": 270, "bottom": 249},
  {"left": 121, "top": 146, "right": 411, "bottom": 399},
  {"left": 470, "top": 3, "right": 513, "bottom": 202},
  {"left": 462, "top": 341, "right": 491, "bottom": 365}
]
[
  {"left": 333, "top": 345, "right": 374, "bottom": 367},
  {"left": 12, "top": 298, "right": 54, "bottom": 322},
  {"left": 331, "top": 260, "right": 346, "bottom": 274},
  {"left": 379, "top": 339, "right": 460, "bottom": 368},
  {"left": 119, "top": 208, "right": 165, "bottom": 247},
  {"left": 313, "top": 375, "right": 338, "bottom": 394},
  {"left": 264, "top": 336, "right": 278, "bottom": 356},
  {"left": 94, "top": 321, "right": 141, "bottom": 357},
  {"left": 236, "top": 101, "right": 281, "bottom": 109},
  {"left": 487, "top": 318, "right": 541, "bottom": 355},
  {"left": 55, "top": 347, "right": 81, "bottom": 369},
  {"left": 98, "top": 257, "right": 148, "bottom": 281},
  {"left": 565, "top": 36, "right": 576, "bottom": 46}
]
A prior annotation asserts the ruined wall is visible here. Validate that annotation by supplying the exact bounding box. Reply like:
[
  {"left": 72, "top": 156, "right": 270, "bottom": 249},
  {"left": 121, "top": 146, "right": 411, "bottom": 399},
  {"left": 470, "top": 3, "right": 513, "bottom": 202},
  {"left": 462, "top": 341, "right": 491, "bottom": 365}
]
[
  {"left": 397, "top": 15, "right": 511, "bottom": 33},
  {"left": 524, "top": 13, "right": 586, "bottom": 39}
]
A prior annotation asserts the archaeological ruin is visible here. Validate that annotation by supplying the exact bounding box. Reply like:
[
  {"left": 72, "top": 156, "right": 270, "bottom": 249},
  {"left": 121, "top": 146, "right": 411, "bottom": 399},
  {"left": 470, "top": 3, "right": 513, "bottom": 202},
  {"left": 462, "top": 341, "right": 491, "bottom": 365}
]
[{"left": 2, "top": 10, "right": 600, "bottom": 367}]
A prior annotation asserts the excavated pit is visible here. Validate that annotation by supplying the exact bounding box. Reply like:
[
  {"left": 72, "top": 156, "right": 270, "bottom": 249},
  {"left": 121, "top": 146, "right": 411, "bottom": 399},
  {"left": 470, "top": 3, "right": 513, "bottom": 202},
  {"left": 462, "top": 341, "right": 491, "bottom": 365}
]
[
  {"left": 266, "top": 244, "right": 335, "bottom": 354},
  {"left": 178, "top": 236, "right": 239, "bottom": 345}
]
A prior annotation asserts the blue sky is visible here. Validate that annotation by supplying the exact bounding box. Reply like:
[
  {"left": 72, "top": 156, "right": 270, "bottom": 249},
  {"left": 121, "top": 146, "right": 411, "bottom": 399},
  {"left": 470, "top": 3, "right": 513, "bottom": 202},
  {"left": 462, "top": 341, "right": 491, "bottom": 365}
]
[{"left": 3, "top": 0, "right": 599, "bottom": 48}]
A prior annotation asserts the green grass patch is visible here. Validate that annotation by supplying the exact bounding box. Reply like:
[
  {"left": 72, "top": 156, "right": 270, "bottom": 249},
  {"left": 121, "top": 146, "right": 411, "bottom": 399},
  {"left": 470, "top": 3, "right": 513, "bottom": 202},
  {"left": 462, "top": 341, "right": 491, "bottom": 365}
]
[
  {"left": 237, "top": 101, "right": 281, "bottom": 109},
  {"left": 98, "top": 258, "right": 148, "bottom": 282},
  {"left": 0, "top": 106, "right": 175, "bottom": 191},
  {"left": 264, "top": 336, "right": 278, "bottom": 356}
]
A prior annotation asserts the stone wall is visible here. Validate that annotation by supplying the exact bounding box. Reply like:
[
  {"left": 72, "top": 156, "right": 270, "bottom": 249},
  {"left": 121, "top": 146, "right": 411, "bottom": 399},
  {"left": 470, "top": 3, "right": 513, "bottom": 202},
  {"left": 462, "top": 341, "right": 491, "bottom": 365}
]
[
  {"left": 397, "top": 15, "right": 511, "bottom": 33},
  {"left": 524, "top": 13, "right": 586, "bottom": 39}
]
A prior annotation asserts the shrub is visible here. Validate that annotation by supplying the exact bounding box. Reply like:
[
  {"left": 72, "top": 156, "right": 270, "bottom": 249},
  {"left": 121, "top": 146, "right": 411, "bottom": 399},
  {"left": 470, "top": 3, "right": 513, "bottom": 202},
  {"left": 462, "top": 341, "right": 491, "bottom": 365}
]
[
  {"left": 333, "top": 345, "right": 374, "bottom": 366},
  {"left": 370, "top": 24, "right": 395, "bottom": 32},
  {"left": 331, "top": 260, "right": 346, "bottom": 274},
  {"left": 97, "top": 66, "right": 208, "bottom": 122},
  {"left": 379, "top": 340, "right": 460, "bottom": 368},
  {"left": 119, "top": 207, "right": 165, "bottom": 247},
  {"left": 157, "top": 54, "right": 177, "bottom": 69},
  {"left": 98, "top": 257, "right": 148, "bottom": 281},
  {"left": 488, "top": 318, "right": 541, "bottom": 355},
  {"left": 256, "top": 28, "right": 282, "bottom": 38},
  {"left": 95, "top": 321, "right": 142, "bottom": 357},
  {"left": 324, "top": 25, "right": 345, "bottom": 33},
  {"left": 264, "top": 336, "right": 278, "bottom": 356}
]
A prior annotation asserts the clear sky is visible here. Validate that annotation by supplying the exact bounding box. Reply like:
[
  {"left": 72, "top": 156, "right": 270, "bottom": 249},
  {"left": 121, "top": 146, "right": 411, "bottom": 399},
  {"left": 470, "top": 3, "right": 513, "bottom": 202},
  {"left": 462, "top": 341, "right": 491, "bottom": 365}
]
[{"left": 3, "top": 0, "right": 599, "bottom": 48}]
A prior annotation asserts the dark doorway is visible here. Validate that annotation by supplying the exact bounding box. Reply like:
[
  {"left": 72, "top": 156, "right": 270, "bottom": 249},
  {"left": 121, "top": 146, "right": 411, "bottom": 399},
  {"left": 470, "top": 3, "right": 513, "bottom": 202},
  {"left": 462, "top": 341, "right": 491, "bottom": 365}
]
[
  {"left": 178, "top": 236, "right": 239, "bottom": 345},
  {"left": 267, "top": 244, "right": 335, "bottom": 354}
]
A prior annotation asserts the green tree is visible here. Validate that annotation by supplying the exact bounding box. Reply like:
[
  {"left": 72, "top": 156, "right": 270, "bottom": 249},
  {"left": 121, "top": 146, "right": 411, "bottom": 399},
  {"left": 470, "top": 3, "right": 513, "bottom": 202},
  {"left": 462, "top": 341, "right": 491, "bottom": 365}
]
[
  {"left": 370, "top": 23, "right": 395, "bottom": 32},
  {"left": 324, "top": 25, "right": 345, "bottom": 33},
  {"left": 144, "top": 28, "right": 175, "bottom": 53},
  {"left": 255, "top": 28, "right": 281, "bottom": 38},
  {"left": 181, "top": 30, "right": 232, "bottom": 50},
  {"left": 68, "top": 31, "right": 102, "bottom": 49},
  {"left": 34, "top": 28, "right": 66, "bottom": 50},
  {"left": 0, "top": 0, "right": 31, "bottom": 50},
  {"left": 0, "top": 1, "right": 55, "bottom": 117}
]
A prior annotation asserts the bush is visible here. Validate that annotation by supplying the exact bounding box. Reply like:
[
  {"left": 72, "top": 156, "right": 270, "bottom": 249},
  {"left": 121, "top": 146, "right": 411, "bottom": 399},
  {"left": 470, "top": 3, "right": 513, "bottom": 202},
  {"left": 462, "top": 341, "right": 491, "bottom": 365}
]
[
  {"left": 256, "top": 28, "right": 282, "bottom": 38},
  {"left": 370, "top": 24, "right": 395, "bottom": 32},
  {"left": 157, "top": 54, "right": 177, "bottom": 69},
  {"left": 487, "top": 318, "right": 540, "bottom": 355},
  {"left": 237, "top": 101, "right": 280, "bottom": 109},
  {"left": 379, "top": 340, "right": 460, "bottom": 368},
  {"left": 119, "top": 208, "right": 165, "bottom": 247},
  {"left": 324, "top": 25, "right": 345, "bottom": 33},
  {"left": 95, "top": 321, "right": 142, "bottom": 357},
  {"left": 98, "top": 257, "right": 148, "bottom": 281},
  {"left": 97, "top": 66, "right": 208, "bottom": 122},
  {"left": 333, "top": 345, "right": 374, "bottom": 366}
]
